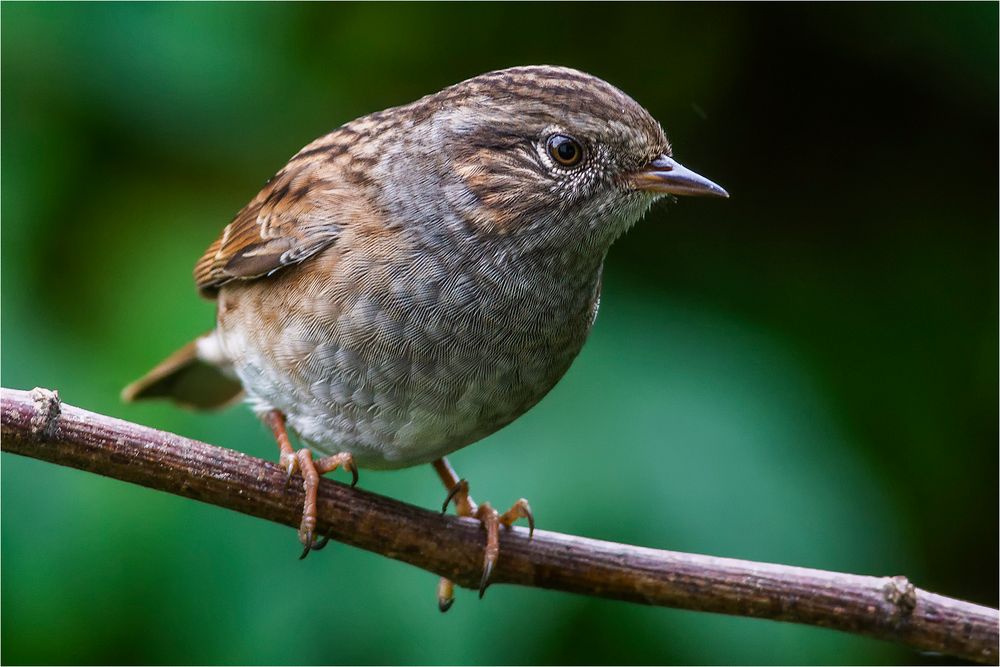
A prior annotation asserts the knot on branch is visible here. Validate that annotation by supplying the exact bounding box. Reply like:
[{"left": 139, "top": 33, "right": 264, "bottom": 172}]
[
  {"left": 29, "top": 387, "right": 61, "bottom": 440},
  {"left": 883, "top": 575, "right": 918, "bottom": 621}
]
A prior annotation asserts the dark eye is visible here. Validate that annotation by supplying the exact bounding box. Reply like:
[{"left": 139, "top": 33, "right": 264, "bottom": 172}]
[{"left": 546, "top": 134, "right": 583, "bottom": 167}]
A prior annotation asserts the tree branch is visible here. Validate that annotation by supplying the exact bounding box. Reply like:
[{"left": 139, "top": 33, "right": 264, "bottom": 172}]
[{"left": 2, "top": 387, "right": 996, "bottom": 664}]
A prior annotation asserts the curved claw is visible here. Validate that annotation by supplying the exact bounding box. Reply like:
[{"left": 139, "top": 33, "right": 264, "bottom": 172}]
[
  {"left": 441, "top": 479, "right": 467, "bottom": 514},
  {"left": 299, "top": 533, "right": 314, "bottom": 560},
  {"left": 298, "top": 530, "right": 331, "bottom": 560},
  {"left": 311, "top": 532, "right": 332, "bottom": 552},
  {"left": 499, "top": 498, "right": 534, "bottom": 539},
  {"left": 348, "top": 462, "right": 359, "bottom": 488},
  {"left": 478, "top": 558, "right": 495, "bottom": 599}
]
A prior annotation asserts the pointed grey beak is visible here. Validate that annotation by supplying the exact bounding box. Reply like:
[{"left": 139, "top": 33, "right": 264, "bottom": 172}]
[{"left": 630, "top": 155, "right": 729, "bottom": 198}]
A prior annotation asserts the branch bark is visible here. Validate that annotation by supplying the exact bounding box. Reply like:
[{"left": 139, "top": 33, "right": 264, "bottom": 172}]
[{"left": 2, "top": 387, "right": 996, "bottom": 664}]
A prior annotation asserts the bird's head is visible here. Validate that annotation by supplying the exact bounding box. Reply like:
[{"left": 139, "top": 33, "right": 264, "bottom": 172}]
[{"left": 371, "top": 65, "right": 727, "bottom": 258}]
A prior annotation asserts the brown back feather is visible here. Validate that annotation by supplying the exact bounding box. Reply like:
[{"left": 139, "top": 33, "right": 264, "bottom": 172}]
[{"left": 194, "top": 135, "right": 351, "bottom": 297}]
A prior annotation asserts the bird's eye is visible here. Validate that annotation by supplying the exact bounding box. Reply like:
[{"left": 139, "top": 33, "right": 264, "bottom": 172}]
[{"left": 546, "top": 134, "right": 583, "bottom": 167}]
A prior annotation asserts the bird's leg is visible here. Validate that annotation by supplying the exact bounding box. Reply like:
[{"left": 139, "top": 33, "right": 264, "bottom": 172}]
[
  {"left": 264, "top": 410, "right": 358, "bottom": 560},
  {"left": 431, "top": 457, "right": 534, "bottom": 610}
]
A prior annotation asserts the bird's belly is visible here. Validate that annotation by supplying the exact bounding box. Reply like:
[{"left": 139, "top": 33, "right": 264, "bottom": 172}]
[{"left": 216, "top": 265, "right": 598, "bottom": 469}]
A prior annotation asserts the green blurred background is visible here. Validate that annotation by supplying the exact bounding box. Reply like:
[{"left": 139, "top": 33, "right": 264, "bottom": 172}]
[{"left": 2, "top": 3, "right": 996, "bottom": 664}]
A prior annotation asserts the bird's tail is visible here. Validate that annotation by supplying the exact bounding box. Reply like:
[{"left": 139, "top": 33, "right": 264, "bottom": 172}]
[{"left": 122, "top": 331, "right": 243, "bottom": 410}]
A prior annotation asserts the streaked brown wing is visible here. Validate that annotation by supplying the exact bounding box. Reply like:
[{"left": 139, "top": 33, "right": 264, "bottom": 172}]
[{"left": 194, "top": 141, "right": 347, "bottom": 297}]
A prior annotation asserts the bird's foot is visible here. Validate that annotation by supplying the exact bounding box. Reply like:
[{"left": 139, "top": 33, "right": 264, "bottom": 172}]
[
  {"left": 291, "top": 448, "right": 357, "bottom": 559},
  {"left": 265, "top": 410, "right": 358, "bottom": 559},
  {"left": 434, "top": 462, "right": 533, "bottom": 609},
  {"left": 468, "top": 497, "right": 534, "bottom": 597}
]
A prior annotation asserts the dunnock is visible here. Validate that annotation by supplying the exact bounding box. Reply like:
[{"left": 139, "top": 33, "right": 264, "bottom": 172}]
[{"left": 124, "top": 65, "right": 727, "bottom": 609}]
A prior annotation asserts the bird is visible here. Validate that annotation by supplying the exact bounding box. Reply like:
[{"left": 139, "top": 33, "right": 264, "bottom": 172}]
[{"left": 123, "top": 65, "right": 727, "bottom": 610}]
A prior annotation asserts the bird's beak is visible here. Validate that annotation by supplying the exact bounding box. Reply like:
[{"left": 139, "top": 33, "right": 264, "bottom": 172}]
[{"left": 630, "top": 155, "right": 729, "bottom": 198}]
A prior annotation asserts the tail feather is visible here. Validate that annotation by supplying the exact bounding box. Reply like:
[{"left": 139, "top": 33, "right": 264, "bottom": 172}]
[{"left": 122, "top": 334, "right": 243, "bottom": 410}]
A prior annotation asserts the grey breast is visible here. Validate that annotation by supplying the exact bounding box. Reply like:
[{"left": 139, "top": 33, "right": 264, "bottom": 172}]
[{"left": 219, "top": 233, "right": 602, "bottom": 470}]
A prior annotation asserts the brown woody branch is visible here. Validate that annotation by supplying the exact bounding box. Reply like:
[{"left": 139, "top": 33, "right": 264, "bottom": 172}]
[{"left": 2, "top": 387, "right": 997, "bottom": 664}]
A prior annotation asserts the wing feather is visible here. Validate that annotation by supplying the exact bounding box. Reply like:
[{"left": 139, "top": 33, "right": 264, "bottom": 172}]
[{"left": 194, "top": 137, "right": 349, "bottom": 297}]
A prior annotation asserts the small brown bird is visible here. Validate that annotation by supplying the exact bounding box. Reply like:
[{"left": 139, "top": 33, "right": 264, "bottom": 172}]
[{"left": 124, "top": 65, "right": 727, "bottom": 609}]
